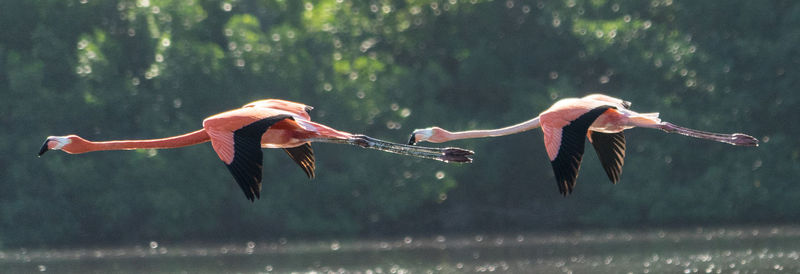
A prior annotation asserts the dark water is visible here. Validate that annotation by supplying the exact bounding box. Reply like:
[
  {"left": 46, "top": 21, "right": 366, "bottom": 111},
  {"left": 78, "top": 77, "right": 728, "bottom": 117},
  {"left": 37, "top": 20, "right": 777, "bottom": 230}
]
[{"left": 2, "top": 226, "right": 799, "bottom": 273}]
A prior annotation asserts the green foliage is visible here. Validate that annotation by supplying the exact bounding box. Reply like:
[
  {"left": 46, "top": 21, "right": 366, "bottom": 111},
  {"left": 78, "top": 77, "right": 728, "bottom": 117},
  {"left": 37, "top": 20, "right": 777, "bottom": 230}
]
[{"left": 0, "top": 0, "right": 795, "bottom": 247}]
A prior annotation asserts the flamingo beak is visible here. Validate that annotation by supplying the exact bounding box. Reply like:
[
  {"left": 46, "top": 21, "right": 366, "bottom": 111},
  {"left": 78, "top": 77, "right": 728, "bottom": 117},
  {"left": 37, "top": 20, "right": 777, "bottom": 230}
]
[
  {"left": 407, "top": 134, "right": 417, "bottom": 145},
  {"left": 38, "top": 139, "right": 51, "bottom": 157}
]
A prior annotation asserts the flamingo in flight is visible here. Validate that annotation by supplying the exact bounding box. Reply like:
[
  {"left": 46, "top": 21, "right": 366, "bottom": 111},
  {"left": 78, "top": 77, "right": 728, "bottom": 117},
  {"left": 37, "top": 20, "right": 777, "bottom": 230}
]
[
  {"left": 407, "top": 94, "right": 758, "bottom": 196},
  {"left": 39, "top": 99, "right": 473, "bottom": 201}
]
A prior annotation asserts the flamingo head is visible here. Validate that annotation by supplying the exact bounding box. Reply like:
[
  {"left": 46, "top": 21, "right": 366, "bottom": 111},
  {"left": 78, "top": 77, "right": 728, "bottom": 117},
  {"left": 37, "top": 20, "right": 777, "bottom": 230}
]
[
  {"left": 407, "top": 127, "right": 446, "bottom": 145},
  {"left": 38, "top": 135, "right": 87, "bottom": 156}
]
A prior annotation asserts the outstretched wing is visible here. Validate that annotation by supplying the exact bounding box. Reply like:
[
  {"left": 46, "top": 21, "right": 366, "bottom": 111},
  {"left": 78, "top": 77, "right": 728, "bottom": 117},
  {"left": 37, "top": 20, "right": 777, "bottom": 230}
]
[
  {"left": 589, "top": 131, "right": 626, "bottom": 184},
  {"left": 283, "top": 143, "right": 315, "bottom": 179},
  {"left": 209, "top": 115, "right": 294, "bottom": 202},
  {"left": 546, "top": 106, "right": 615, "bottom": 196}
]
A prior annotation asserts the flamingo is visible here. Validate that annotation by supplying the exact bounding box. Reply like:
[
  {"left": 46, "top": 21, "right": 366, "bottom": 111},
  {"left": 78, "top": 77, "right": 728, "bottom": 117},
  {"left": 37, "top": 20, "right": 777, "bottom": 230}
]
[
  {"left": 39, "top": 99, "right": 474, "bottom": 201},
  {"left": 407, "top": 94, "right": 758, "bottom": 196}
]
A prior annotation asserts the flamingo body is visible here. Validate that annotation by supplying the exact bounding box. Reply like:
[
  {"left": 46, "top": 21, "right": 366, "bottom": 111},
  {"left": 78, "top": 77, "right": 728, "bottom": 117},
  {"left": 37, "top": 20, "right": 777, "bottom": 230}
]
[
  {"left": 201, "top": 102, "right": 342, "bottom": 200},
  {"left": 408, "top": 94, "right": 758, "bottom": 196},
  {"left": 40, "top": 99, "right": 473, "bottom": 202}
]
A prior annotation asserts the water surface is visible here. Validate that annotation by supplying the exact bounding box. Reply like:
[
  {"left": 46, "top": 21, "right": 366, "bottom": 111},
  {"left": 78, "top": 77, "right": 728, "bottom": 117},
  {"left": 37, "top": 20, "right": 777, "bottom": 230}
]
[{"left": 2, "top": 226, "right": 799, "bottom": 273}]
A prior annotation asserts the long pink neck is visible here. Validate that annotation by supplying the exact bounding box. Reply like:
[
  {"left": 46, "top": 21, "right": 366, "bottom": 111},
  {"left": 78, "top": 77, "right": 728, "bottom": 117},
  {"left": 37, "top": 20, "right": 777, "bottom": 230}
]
[
  {"left": 441, "top": 117, "right": 541, "bottom": 141},
  {"left": 75, "top": 129, "right": 211, "bottom": 153}
]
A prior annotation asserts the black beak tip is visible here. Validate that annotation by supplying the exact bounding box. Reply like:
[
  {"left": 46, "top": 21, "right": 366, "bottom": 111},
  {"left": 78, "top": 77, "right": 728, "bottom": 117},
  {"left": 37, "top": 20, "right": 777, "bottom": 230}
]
[
  {"left": 407, "top": 134, "right": 416, "bottom": 145},
  {"left": 38, "top": 140, "right": 50, "bottom": 157}
]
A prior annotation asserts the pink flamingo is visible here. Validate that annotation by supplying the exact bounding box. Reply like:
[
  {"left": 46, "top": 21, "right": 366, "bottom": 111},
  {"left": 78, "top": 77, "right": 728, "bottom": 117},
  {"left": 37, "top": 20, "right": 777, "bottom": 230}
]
[
  {"left": 407, "top": 94, "right": 758, "bottom": 195},
  {"left": 39, "top": 99, "right": 473, "bottom": 201}
]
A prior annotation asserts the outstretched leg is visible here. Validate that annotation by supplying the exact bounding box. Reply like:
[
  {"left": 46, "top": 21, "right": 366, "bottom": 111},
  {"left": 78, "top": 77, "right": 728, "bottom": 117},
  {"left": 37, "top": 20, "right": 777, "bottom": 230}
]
[
  {"left": 658, "top": 122, "right": 759, "bottom": 146},
  {"left": 313, "top": 135, "right": 474, "bottom": 163}
]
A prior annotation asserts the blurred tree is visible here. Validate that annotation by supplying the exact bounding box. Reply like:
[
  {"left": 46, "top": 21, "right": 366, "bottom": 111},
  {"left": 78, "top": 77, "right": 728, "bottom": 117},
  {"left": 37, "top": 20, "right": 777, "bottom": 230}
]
[{"left": 0, "top": 0, "right": 795, "bottom": 247}]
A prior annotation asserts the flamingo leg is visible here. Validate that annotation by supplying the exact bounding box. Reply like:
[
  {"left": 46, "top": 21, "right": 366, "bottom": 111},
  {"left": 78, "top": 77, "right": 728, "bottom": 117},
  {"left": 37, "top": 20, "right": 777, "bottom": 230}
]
[
  {"left": 658, "top": 122, "right": 759, "bottom": 146},
  {"left": 310, "top": 135, "right": 474, "bottom": 163}
]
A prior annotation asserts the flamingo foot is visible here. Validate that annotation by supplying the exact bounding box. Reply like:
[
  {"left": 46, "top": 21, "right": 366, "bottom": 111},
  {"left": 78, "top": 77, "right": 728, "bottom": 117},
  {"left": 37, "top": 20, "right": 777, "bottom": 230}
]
[
  {"left": 730, "top": 133, "right": 759, "bottom": 147},
  {"left": 441, "top": 148, "right": 474, "bottom": 163}
]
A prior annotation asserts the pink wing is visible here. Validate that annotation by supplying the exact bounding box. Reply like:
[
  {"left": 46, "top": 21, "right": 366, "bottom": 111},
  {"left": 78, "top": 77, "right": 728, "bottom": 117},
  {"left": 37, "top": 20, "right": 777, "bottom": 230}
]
[
  {"left": 207, "top": 130, "right": 235, "bottom": 164},
  {"left": 541, "top": 125, "right": 563, "bottom": 161},
  {"left": 205, "top": 111, "right": 295, "bottom": 202},
  {"left": 542, "top": 106, "right": 615, "bottom": 196}
]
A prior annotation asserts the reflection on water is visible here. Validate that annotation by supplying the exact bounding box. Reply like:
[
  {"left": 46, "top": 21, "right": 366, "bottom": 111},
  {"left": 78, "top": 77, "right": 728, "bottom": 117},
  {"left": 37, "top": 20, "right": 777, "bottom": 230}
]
[{"left": 2, "top": 226, "right": 799, "bottom": 273}]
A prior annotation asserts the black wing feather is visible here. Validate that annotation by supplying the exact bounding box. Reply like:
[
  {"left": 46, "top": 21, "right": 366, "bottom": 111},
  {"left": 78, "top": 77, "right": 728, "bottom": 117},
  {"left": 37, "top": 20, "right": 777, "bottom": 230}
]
[
  {"left": 283, "top": 143, "right": 315, "bottom": 179},
  {"left": 550, "top": 106, "right": 614, "bottom": 196},
  {"left": 589, "top": 131, "right": 626, "bottom": 184},
  {"left": 226, "top": 115, "right": 293, "bottom": 202}
]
